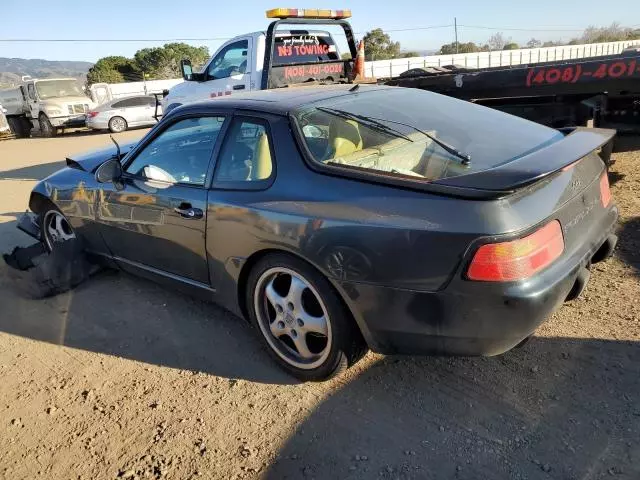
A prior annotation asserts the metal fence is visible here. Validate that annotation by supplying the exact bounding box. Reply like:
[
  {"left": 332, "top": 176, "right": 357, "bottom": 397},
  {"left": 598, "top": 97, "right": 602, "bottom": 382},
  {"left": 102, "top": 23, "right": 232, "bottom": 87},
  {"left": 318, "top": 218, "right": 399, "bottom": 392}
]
[{"left": 366, "top": 40, "right": 640, "bottom": 79}]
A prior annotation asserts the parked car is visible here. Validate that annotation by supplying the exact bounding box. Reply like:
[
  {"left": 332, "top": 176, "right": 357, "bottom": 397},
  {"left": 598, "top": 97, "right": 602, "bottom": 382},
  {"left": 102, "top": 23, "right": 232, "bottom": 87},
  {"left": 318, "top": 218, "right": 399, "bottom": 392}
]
[
  {"left": 21, "top": 85, "right": 618, "bottom": 381},
  {"left": 87, "top": 96, "right": 161, "bottom": 133}
]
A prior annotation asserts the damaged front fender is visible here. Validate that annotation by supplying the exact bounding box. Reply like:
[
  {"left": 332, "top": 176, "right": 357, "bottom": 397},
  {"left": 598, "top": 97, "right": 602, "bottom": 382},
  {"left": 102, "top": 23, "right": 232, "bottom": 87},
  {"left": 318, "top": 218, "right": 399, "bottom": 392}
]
[
  {"left": 17, "top": 211, "right": 41, "bottom": 241},
  {"left": 3, "top": 238, "right": 99, "bottom": 299}
]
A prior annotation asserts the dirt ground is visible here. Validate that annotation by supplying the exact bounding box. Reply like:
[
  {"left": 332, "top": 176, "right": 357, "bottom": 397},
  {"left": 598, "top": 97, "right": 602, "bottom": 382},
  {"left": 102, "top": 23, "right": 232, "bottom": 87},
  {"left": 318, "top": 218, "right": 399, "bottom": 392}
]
[{"left": 0, "top": 130, "right": 638, "bottom": 480}]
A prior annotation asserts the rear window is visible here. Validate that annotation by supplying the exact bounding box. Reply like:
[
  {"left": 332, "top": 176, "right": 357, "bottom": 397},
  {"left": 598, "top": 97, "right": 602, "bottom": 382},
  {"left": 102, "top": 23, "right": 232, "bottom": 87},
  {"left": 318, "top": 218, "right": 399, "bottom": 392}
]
[
  {"left": 292, "top": 87, "right": 563, "bottom": 183},
  {"left": 273, "top": 31, "right": 339, "bottom": 65}
]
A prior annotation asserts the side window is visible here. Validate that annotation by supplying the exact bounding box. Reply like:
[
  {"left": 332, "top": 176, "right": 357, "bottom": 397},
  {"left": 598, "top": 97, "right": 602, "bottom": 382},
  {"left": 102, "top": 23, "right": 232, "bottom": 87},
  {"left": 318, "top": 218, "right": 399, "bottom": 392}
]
[
  {"left": 214, "top": 118, "right": 273, "bottom": 182},
  {"left": 27, "top": 84, "right": 36, "bottom": 101},
  {"left": 130, "top": 97, "right": 151, "bottom": 107},
  {"left": 207, "top": 40, "right": 248, "bottom": 80},
  {"left": 125, "top": 116, "right": 225, "bottom": 186},
  {"left": 112, "top": 98, "right": 137, "bottom": 108}
]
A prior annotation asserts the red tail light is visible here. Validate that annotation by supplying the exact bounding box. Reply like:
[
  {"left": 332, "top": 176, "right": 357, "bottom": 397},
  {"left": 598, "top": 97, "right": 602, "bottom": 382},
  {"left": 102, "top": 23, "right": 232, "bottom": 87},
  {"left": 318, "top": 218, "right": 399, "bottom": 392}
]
[
  {"left": 467, "top": 221, "right": 564, "bottom": 282},
  {"left": 87, "top": 111, "right": 99, "bottom": 118},
  {"left": 600, "top": 172, "right": 611, "bottom": 207}
]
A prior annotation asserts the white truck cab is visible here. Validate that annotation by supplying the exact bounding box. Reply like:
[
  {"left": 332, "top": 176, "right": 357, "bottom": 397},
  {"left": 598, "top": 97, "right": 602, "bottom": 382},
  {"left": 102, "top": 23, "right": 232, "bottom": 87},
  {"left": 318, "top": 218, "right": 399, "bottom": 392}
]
[
  {"left": 162, "top": 8, "right": 356, "bottom": 113},
  {"left": 0, "top": 77, "right": 97, "bottom": 137}
]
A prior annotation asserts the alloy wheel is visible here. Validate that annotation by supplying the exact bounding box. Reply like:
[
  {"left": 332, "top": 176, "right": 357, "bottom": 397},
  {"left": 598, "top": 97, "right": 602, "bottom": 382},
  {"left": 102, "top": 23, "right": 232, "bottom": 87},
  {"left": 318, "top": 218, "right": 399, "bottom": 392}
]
[
  {"left": 110, "top": 117, "right": 127, "bottom": 133},
  {"left": 43, "top": 211, "right": 75, "bottom": 250},
  {"left": 254, "top": 267, "right": 332, "bottom": 370}
]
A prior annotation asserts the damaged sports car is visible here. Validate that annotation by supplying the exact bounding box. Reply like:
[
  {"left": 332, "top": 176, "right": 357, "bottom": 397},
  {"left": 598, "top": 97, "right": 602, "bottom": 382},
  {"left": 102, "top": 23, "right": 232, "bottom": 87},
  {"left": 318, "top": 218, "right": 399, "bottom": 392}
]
[{"left": 20, "top": 85, "right": 618, "bottom": 381}]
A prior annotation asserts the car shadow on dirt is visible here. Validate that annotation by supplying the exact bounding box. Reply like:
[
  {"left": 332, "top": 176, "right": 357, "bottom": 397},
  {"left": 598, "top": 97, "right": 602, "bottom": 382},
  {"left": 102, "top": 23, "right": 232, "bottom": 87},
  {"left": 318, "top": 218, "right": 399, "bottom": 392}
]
[
  {"left": 0, "top": 235, "right": 296, "bottom": 384},
  {"left": 0, "top": 161, "right": 67, "bottom": 181},
  {"left": 617, "top": 216, "right": 640, "bottom": 278},
  {"left": 264, "top": 336, "right": 640, "bottom": 480}
]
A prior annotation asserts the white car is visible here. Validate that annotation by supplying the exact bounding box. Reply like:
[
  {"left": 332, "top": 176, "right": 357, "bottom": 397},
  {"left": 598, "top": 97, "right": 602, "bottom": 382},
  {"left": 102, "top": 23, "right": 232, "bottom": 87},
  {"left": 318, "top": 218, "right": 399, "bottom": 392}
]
[{"left": 86, "top": 96, "right": 161, "bottom": 133}]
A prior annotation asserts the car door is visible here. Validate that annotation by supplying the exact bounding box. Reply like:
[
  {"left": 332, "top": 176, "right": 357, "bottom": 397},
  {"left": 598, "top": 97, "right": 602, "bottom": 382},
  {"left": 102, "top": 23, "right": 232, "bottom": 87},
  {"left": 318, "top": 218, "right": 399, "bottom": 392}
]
[
  {"left": 110, "top": 97, "right": 136, "bottom": 125},
  {"left": 26, "top": 83, "right": 39, "bottom": 120},
  {"left": 97, "top": 114, "right": 228, "bottom": 286},
  {"left": 200, "top": 38, "right": 253, "bottom": 98},
  {"left": 122, "top": 97, "right": 148, "bottom": 126}
]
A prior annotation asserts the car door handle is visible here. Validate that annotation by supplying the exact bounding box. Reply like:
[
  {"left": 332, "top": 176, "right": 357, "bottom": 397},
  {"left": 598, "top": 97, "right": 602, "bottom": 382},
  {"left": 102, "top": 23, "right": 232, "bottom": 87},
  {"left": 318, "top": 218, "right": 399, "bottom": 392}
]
[
  {"left": 174, "top": 207, "right": 203, "bottom": 219},
  {"left": 233, "top": 84, "right": 246, "bottom": 90}
]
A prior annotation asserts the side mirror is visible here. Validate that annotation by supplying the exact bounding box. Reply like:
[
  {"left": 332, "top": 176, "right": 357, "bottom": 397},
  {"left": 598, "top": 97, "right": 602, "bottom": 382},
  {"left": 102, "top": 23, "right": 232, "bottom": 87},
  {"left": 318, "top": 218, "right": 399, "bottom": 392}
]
[
  {"left": 95, "top": 158, "right": 123, "bottom": 184},
  {"left": 180, "top": 59, "right": 193, "bottom": 81}
]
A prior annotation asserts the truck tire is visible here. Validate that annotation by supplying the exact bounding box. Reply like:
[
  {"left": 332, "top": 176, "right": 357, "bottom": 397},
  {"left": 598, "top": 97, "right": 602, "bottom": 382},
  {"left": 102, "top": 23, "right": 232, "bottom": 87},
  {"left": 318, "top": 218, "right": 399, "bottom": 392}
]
[
  {"left": 39, "top": 113, "right": 56, "bottom": 138},
  {"left": 19, "top": 117, "right": 33, "bottom": 138},
  {"left": 7, "top": 116, "right": 32, "bottom": 138}
]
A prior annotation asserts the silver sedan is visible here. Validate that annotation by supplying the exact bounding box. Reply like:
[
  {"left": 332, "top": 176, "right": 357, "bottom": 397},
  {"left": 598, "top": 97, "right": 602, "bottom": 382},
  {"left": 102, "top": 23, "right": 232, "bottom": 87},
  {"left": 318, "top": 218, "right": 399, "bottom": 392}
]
[{"left": 86, "top": 96, "right": 162, "bottom": 133}]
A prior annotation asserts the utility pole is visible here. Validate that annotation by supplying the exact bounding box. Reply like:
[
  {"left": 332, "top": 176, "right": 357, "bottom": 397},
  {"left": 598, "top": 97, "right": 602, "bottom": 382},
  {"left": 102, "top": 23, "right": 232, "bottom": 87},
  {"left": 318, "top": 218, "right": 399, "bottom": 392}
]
[{"left": 455, "top": 17, "right": 459, "bottom": 54}]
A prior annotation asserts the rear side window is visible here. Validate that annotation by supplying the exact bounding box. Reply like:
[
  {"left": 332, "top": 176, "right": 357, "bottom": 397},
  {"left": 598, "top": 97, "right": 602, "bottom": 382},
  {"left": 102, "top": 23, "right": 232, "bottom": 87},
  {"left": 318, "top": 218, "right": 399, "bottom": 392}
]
[
  {"left": 129, "top": 97, "right": 151, "bottom": 107},
  {"left": 112, "top": 98, "right": 136, "bottom": 108},
  {"left": 273, "top": 32, "right": 339, "bottom": 65},
  {"left": 214, "top": 119, "right": 273, "bottom": 183}
]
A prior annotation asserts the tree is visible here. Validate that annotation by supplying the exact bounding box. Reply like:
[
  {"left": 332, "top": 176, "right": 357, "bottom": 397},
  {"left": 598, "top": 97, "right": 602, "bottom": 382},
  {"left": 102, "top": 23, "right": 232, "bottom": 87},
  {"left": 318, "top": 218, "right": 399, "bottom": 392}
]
[
  {"left": 526, "top": 38, "right": 542, "bottom": 48},
  {"left": 503, "top": 43, "right": 520, "bottom": 50},
  {"left": 362, "top": 29, "right": 401, "bottom": 60},
  {"left": 579, "top": 23, "right": 640, "bottom": 43},
  {"left": 135, "top": 43, "right": 209, "bottom": 79},
  {"left": 89, "top": 43, "right": 210, "bottom": 85},
  {"left": 487, "top": 32, "right": 508, "bottom": 51},
  {"left": 86, "top": 56, "right": 140, "bottom": 84},
  {"left": 438, "top": 42, "right": 483, "bottom": 55},
  {"left": 401, "top": 51, "right": 420, "bottom": 58}
]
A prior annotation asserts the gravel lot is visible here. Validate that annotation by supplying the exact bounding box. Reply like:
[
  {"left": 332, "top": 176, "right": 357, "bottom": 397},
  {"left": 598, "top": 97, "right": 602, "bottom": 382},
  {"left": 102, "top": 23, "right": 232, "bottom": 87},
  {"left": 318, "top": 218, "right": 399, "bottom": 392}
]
[{"left": 0, "top": 130, "right": 638, "bottom": 480}]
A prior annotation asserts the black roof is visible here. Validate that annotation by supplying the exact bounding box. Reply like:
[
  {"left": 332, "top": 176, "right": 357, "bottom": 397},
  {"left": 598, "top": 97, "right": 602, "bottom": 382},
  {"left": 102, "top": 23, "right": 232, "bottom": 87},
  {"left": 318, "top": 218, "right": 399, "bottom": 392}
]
[{"left": 177, "top": 84, "right": 391, "bottom": 116}]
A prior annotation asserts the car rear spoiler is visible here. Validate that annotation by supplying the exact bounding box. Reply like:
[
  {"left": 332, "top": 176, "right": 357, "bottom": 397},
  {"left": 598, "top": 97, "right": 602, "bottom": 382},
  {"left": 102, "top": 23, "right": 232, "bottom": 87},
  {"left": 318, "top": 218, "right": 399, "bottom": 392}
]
[{"left": 434, "top": 127, "right": 616, "bottom": 192}]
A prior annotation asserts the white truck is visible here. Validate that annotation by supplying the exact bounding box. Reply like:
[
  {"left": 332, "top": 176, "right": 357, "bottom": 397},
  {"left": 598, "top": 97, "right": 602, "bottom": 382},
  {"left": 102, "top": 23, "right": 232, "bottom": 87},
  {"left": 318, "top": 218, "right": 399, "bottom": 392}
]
[
  {"left": 89, "top": 78, "right": 183, "bottom": 105},
  {"left": 0, "top": 77, "right": 97, "bottom": 138},
  {"left": 0, "top": 103, "right": 11, "bottom": 138},
  {"left": 162, "top": 8, "right": 357, "bottom": 114}
]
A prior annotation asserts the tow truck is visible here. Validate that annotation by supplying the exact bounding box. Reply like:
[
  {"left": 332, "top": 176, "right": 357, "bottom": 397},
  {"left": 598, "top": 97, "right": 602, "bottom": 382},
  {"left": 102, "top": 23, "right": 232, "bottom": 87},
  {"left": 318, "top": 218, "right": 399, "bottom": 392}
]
[
  {"left": 162, "top": 8, "right": 358, "bottom": 114},
  {"left": 164, "top": 8, "right": 638, "bottom": 147},
  {"left": 387, "top": 48, "right": 640, "bottom": 134}
]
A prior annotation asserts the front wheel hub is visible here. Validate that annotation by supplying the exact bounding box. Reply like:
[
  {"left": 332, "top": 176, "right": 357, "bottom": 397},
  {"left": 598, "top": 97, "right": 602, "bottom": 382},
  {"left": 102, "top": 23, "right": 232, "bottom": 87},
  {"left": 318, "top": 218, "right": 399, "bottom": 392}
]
[{"left": 43, "top": 211, "right": 75, "bottom": 250}]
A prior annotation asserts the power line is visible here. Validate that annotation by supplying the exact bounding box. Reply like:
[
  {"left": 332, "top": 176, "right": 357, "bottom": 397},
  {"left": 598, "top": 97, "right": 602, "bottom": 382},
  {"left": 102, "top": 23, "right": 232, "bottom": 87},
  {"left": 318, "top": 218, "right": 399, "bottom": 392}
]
[
  {"left": 0, "top": 26, "right": 455, "bottom": 43},
  {"left": 355, "top": 25, "right": 452, "bottom": 34},
  {"left": 459, "top": 25, "right": 589, "bottom": 32},
  {"left": 0, "top": 22, "right": 636, "bottom": 43},
  {"left": 0, "top": 37, "right": 236, "bottom": 42}
]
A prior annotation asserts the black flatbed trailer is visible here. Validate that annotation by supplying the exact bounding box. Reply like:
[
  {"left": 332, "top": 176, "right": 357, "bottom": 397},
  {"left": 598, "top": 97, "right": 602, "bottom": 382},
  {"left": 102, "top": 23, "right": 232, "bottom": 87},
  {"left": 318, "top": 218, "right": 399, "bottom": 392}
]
[{"left": 386, "top": 51, "right": 640, "bottom": 135}]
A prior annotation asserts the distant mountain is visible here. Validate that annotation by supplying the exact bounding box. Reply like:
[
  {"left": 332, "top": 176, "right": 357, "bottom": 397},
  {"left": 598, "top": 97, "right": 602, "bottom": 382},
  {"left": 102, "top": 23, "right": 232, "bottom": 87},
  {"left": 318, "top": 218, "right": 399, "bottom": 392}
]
[{"left": 0, "top": 57, "right": 93, "bottom": 86}]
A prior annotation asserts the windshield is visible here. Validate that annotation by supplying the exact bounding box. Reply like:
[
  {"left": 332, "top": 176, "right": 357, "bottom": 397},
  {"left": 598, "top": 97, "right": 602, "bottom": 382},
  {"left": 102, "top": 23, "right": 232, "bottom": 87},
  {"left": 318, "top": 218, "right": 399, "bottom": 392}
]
[
  {"left": 292, "top": 88, "right": 563, "bottom": 182},
  {"left": 34, "top": 79, "right": 86, "bottom": 100}
]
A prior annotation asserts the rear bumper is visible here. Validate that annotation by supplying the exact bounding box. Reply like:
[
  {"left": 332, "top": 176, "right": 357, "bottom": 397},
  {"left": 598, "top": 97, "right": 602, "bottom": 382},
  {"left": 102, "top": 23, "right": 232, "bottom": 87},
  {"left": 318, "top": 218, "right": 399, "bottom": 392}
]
[{"left": 342, "top": 206, "right": 619, "bottom": 356}]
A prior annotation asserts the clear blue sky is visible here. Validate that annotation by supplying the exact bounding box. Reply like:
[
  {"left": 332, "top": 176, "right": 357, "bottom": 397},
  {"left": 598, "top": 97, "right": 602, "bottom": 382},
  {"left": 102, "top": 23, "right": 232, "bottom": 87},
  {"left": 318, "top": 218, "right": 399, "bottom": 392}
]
[{"left": 1, "top": 0, "right": 639, "bottom": 62}]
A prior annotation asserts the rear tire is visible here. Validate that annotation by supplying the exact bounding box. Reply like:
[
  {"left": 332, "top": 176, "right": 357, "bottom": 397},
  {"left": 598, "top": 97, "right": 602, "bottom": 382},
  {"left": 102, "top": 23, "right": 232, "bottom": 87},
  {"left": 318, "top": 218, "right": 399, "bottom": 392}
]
[
  {"left": 109, "top": 116, "right": 127, "bottom": 133},
  {"left": 38, "top": 113, "right": 56, "bottom": 137},
  {"left": 7, "top": 116, "right": 32, "bottom": 138},
  {"left": 246, "top": 253, "right": 367, "bottom": 381}
]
